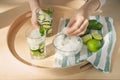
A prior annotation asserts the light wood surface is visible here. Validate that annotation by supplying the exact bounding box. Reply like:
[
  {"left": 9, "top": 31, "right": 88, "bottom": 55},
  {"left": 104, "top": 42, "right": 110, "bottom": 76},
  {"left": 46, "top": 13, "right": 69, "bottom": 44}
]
[{"left": 0, "top": 0, "right": 120, "bottom": 79}]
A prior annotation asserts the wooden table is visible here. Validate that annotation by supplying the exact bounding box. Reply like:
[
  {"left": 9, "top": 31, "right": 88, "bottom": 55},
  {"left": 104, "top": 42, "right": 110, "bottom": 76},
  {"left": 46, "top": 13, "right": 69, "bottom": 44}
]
[{"left": 0, "top": 0, "right": 120, "bottom": 79}]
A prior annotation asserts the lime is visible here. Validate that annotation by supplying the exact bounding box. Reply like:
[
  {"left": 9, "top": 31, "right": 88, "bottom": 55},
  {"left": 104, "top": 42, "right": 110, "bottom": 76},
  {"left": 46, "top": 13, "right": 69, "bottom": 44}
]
[
  {"left": 39, "top": 43, "right": 45, "bottom": 49},
  {"left": 82, "top": 34, "right": 92, "bottom": 44},
  {"left": 88, "top": 20, "right": 103, "bottom": 30},
  {"left": 96, "top": 22, "right": 103, "bottom": 30},
  {"left": 87, "top": 39, "right": 101, "bottom": 52},
  {"left": 92, "top": 32, "right": 103, "bottom": 40},
  {"left": 88, "top": 20, "right": 98, "bottom": 29}
]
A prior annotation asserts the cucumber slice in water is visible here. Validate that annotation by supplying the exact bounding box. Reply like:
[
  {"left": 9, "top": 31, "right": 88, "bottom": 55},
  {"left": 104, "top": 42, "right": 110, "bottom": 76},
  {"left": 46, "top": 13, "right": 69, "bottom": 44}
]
[
  {"left": 43, "top": 24, "right": 51, "bottom": 29},
  {"left": 42, "top": 21, "right": 51, "bottom": 25},
  {"left": 38, "top": 14, "right": 45, "bottom": 21},
  {"left": 30, "top": 49, "right": 42, "bottom": 56}
]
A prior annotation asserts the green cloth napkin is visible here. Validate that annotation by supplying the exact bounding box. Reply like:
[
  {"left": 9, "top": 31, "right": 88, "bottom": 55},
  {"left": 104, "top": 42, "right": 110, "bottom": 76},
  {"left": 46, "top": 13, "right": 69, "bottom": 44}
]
[{"left": 54, "top": 15, "right": 116, "bottom": 73}]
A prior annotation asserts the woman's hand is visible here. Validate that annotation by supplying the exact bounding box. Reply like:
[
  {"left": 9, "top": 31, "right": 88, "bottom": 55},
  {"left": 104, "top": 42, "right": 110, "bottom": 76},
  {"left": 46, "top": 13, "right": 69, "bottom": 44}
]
[
  {"left": 66, "top": 8, "right": 89, "bottom": 36},
  {"left": 28, "top": 0, "right": 40, "bottom": 27},
  {"left": 66, "top": 0, "right": 100, "bottom": 36},
  {"left": 31, "top": 10, "right": 39, "bottom": 28}
]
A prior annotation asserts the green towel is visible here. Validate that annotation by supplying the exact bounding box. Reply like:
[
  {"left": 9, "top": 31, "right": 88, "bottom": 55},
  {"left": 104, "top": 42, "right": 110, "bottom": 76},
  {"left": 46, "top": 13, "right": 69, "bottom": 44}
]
[{"left": 54, "top": 15, "right": 116, "bottom": 72}]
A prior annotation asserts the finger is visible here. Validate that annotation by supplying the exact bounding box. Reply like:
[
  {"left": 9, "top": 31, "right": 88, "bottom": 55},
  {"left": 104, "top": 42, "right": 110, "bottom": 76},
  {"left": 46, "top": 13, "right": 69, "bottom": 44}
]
[
  {"left": 31, "top": 18, "right": 39, "bottom": 28},
  {"left": 76, "top": 30, "right": 86, "bottom": 36},
  {"left": 67, "top": 18, "right": 76, "bottom": 28},
  {"left": 66, "top": 18, "right": 76, "bottom": 34},
  {"left": 71, "top": 19, "right": 88, "bottom": 36},
  {"left": 67, "top": 18, "right": 84, "bottom": 35},
  {"left": 77, "top": 20, "right": 89, "bottom": 36}
]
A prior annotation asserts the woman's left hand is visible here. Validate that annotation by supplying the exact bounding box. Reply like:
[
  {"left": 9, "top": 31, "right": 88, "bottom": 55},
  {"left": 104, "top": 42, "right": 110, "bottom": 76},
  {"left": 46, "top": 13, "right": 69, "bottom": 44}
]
[{"left": 65, "top": 0, "right": 100, "bottom": 36}]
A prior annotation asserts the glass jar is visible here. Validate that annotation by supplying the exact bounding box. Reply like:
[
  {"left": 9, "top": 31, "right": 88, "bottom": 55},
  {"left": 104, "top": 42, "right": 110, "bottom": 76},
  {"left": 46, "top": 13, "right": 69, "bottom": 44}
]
[{"left": 53, "top": 33, "right": 83, "bottom": 56}]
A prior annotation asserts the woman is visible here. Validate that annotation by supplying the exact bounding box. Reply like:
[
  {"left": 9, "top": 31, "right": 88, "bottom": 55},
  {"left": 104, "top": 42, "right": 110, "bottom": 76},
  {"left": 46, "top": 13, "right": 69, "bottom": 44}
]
[{"left": 28, "top": 0, "right": 106, "bottom": 36}]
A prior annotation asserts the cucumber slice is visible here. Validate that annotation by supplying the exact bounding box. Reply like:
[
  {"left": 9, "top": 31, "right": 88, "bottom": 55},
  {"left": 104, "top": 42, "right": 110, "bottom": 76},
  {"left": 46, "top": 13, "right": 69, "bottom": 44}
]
[
  {"left": 39, "top": 43, "right": 45, "bottom": 49},
  {"left": 41, "top": 21, "right": 51, "bottom": 25},
  {"left": 30, "top": 49, "right": 42, "bottom": 56},
  {"left": 29, "top": 45, "right": 39, "bottom": 50},
  {"left": 38, "top": 14, "right": 45, "bottom": 21},
  {"left": 27, "top": 39, "right": 40, "bottom": 50},
  {"left": 43, "top": 24, "right": 51, "bottom": 29},
  {"left": 47, "top": 28, "right": 52, "bottom": 34},
  {"left": 40, "top": 48, "right": 44, "bottom": 53}
]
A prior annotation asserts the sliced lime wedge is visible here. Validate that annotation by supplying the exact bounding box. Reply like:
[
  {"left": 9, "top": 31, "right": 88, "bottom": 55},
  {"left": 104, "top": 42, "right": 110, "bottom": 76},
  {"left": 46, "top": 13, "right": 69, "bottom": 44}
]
[
  {"left": 82, "top": 34, "right": 92, "bottom": 44},
  {"left": 92, "top": 32, "right": 103, "bottom": 40}
]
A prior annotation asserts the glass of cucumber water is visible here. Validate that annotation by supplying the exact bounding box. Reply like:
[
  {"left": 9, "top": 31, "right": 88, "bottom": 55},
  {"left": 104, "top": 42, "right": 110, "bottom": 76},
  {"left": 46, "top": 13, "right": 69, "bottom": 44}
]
[
  {"left": 25, "top": 27, "right": 46, "bottom": 59},
  {"left": 36, "top": 8, "right": 53, "bottom": 36}
]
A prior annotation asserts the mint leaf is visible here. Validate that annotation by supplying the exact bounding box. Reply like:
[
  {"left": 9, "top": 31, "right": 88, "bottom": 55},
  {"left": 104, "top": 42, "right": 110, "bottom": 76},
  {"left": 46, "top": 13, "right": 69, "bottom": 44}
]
[
  {"left": 39, "top": 25, "right": 45, "bottom": 36},
  {"left": 42, "top": 9, "right": 53, "bottom": 14}
]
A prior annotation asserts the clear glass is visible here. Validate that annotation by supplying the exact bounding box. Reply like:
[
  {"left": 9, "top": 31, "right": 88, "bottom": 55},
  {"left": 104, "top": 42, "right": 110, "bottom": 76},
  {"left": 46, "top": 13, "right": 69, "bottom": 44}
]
[
  {"left": 25, "top": 27, "right": 46, "bottom": 59},
  {"left": 36, "top": 8, "right": 53, "bottom": 37},
  {"left": 53, "top": 33, "right": 83, "bottom": 56}
]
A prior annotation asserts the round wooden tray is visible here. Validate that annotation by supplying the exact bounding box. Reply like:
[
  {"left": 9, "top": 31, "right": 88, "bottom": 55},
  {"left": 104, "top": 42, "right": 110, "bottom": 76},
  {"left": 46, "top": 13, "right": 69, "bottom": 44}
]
[{"left": 7, "top": 6, "right": 92, "bottom": 72}]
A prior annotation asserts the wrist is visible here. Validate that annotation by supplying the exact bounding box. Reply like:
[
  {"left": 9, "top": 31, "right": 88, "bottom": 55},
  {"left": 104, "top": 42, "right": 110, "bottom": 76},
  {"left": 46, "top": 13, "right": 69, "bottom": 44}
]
[
  {"left": 78, "top": 6, "right": 89, "bottom": 17},
  {"left": 80, "top": 0, "right": 100, "bottom": 15},
  {"left": 32, "top": 7, "right": 41, "bottom": 13}
]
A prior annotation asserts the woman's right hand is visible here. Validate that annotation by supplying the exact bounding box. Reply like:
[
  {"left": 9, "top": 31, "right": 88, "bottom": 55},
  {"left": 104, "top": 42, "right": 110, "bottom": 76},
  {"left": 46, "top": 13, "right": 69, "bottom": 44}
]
[
  {"left": 28, "top": 0, "right": 41, "bottom": 27},
  {"left": 31, "top": 10, "right": 39, "bottom": 28}
]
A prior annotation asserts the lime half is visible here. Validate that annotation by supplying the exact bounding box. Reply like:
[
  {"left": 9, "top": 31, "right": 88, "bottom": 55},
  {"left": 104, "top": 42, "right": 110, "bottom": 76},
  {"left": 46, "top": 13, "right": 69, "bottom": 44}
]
[
  {"left": 82, "top": 34, "right": 92, "bottom": 44},
  {"left": 92, "top": 32, "right": 103, "bottom": 40}
]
